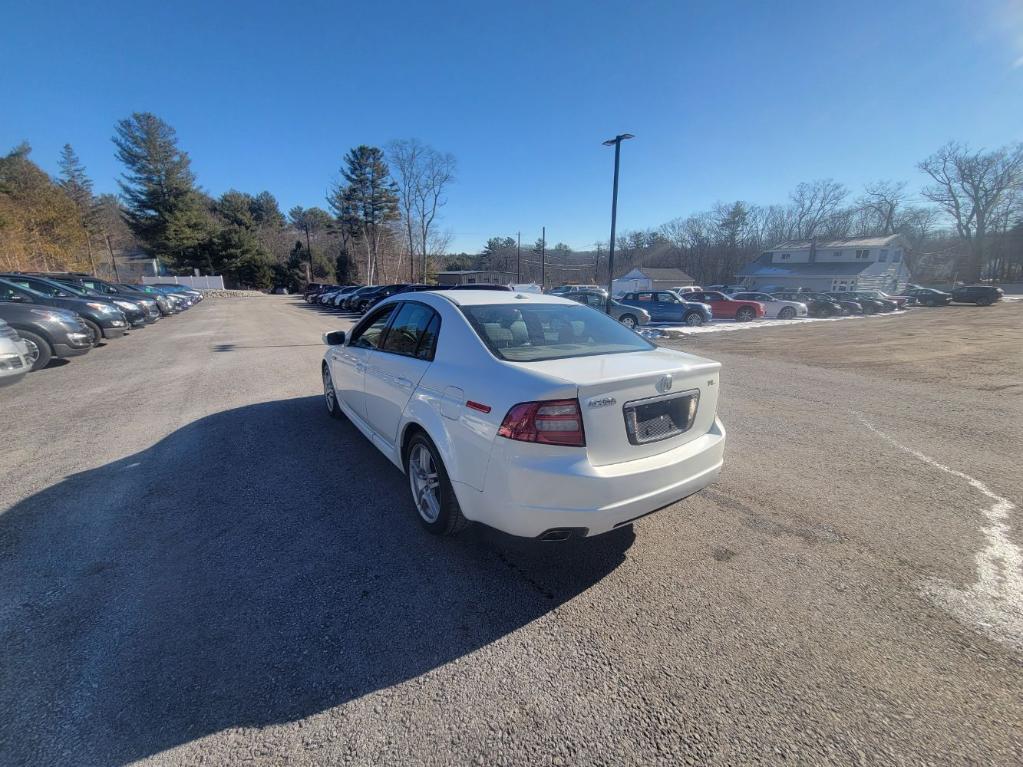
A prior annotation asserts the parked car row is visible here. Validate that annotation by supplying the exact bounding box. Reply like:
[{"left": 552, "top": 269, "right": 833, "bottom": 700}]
[
  {"left": 306, "top": 282, "right": 664, "bottom": 331},
  {"left": 0, "top": 272, "right": 203, "bottom": 386},
  {"left": 905, "top": 284, "right": 1004, "bottom": 306},
  {"left": 304, "top": 279, "right": 1009, "bottom": 339}
]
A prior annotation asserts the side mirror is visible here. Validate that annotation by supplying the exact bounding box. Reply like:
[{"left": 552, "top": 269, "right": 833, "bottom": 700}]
[{"left": 323, "top": 330, "right": 346, "bottom": 346}]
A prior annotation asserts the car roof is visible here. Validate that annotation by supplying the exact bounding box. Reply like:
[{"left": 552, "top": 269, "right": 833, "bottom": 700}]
[{"left": 421, "top": 289, "right": 577, "bottom": 307}]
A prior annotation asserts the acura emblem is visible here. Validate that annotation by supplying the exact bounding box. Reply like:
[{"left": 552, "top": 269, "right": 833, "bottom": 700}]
[{"left": 656, "top": 374, "right": 673, "bottom": 393}]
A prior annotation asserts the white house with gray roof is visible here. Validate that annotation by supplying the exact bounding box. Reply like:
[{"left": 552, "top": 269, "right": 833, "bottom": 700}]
[
  {"left": 611, "top": 266, "right": 695, "bottom": 295},
  {"left": 737, "top": 234, "right": 910, "bottom": 293}
]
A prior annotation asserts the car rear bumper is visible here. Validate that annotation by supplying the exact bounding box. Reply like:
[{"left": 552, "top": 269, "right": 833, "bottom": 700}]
[{"left": 460, "top": 418, "right": 726, "bottom": 538}]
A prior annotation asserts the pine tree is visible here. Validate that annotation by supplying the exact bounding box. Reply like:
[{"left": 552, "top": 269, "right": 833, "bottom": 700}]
[
  {"left": 113, "top": 112, "right": 209, "bottom": 266},
  {"left": 57, "top": 144, "right": 100, "bottom": 273},
  {"left": 251, "top": 191, "right": 285, "bottom": 229},
  {"left": 329, "top": 146, "right": 398, "bottom": 283}
]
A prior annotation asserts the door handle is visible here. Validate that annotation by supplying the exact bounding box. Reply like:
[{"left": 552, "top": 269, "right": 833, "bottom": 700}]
[{"left": 397, "top": 377, "right": 414, "bottom": 390}]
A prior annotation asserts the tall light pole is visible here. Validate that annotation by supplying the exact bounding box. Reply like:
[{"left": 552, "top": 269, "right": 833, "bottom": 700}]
[
  {"left": 516, "top": 231, "right": 521, "bottom": 283},
  {"left": 602, "top": 133, "right": 634, "bottom": 312},
  {"left": 540, "top": 226, "right": 546, "bottom": 289}
]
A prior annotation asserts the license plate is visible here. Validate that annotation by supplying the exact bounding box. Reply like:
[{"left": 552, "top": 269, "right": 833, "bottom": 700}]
[{"left": 623, "top": 390, "right": 699, "bottom": 445}]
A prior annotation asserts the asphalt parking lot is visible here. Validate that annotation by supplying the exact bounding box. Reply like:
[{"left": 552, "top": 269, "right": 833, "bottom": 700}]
[{"left": 1, "top": 296, "right": 1021, "bottom": 765}]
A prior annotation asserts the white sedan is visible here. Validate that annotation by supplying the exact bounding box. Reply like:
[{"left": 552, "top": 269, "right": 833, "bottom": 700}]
[
  {"left": 729, "top": 291, "right": 808, "bottom": 319},
  {"left": 321, "top": 291, "right": 726, "bottom": 539}
]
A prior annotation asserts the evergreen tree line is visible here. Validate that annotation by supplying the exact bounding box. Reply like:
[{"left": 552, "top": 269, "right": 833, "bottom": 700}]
[
  {"left": 3, "top": 118, "right": 1020, "bottom": 288},
  {"left": 0, "top": 113, "right": 456, "bottom": 290}
]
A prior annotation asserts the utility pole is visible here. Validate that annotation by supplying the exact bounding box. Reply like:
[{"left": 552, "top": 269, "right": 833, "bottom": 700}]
[
  {"left": 516, "top": 232, "right": 521, "bottom": 283},
  {"left": 602, "top": 133, "right": 634, "bottom": 312},
  {"left": 540, "top": 226, "right": 546, "bottom": 290},
  {"left": 104, "top": 234, "right": 121, "bottom": 282}
]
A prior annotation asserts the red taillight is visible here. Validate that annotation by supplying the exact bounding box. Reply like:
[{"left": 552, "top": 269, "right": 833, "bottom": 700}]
[{"left": 498, "top": 398, "right": 586, "bottom": 447}]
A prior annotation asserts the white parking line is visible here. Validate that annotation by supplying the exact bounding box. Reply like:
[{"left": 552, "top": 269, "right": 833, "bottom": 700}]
[{"left": 857, "top": 416, "right": 1023, "bottom": 651}]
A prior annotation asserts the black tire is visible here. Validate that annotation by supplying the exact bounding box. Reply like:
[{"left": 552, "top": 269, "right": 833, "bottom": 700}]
[
  {"left": 83, "top": 319, "right": 103, "bottom": 344},
  {"left": 778, "top": 306, "right": 796, "bottom": 320},
  {"left": 735, "top": 307, "right": 755, "bottom": 322},
  {"left": 619, "top": 314, "right": 637, "bottom": 329},
  {"left": 17, "top": 329, "right": 52, "bottom": 371},
  {"left": 976, "top": 295, "right": 992, "bottom": 306},
  {"left": 405, "top": 432, "right": 468, "bottom": 536},
  {"left": 684, "top": 311, "right": 704, "bottom": 326},
  {"left": 322, "top": 365, "right": 345, "bottom": 419}
]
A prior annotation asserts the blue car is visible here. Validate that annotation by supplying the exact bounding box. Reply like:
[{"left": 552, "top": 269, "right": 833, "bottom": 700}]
[{"left": 618, "top": 290, "right": 712, "bottom": 326}]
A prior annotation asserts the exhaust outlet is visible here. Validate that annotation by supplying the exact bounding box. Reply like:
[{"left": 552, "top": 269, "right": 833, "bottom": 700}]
[{"left": 537, "top": 527, "right": 587, "bottom": 542}]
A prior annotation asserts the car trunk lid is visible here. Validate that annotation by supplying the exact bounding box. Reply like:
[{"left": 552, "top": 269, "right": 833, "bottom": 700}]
[{"left": 514, "top": 349, "right": 721, "bottom": 466}]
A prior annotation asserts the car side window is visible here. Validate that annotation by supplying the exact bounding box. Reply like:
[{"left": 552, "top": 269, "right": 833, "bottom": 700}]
[
  {"left": 0, "top": 284, "right": 30, "bottom": 302},
  {"left": 381, "top": 302, "right": 438, "bottom": 358},
  {"left": 416, "top": 314, "right": 441, "bottom": 360},
  {"left": 656, "top": 292, "right": 677, "bottom": 303},
  {"left": 350, "top": 305, "right": 396, "bottom": 350},
  {"left": 29, "top": 280, "right": 66, "bottom": 297}
]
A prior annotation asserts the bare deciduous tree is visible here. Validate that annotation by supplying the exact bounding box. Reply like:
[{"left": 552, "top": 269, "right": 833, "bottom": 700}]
[
  {"left": 856, "top": 180, "right": 907, "bottom": 235},
  {"left": 919, "top": 141, "right": 1023, "bottom": 280},
  {"left": 388, "top": 139, "right": 425, "bottom": 281},
  {"left": 388, "top": 139, "right": 455, "bottom": 282},
  {"left": 414, "top": 148, "right": 455, "bottom": 280},
  {"left": 788, "top": 179, "right": 848, "bottom": 239}
]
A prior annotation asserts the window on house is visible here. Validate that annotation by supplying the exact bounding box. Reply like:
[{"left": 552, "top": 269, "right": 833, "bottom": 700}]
[
  {"left": 833, "top": 251, "right": 842, "bottom": 259},
  {"left": 855, "top": 249, "right": 870, "bottom": 259},
  {"left": 878, "top": 249, "right": 888, "bottom": 262},
  {"left": 779, "top": 253, "right": 790, "bottom": 260},
  {"left": 891, "top": 251, "right": 902, "bottom": 263}
]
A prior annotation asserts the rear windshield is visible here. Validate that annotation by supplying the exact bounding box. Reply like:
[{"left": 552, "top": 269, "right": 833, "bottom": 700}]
[{"left": 462, "top": 303, "right": 655, "bottom": 362}]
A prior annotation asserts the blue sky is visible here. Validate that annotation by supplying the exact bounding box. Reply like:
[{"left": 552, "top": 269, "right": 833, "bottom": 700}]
[{"left": 2, "top": 0, "right": 1021, "bottom": 252}]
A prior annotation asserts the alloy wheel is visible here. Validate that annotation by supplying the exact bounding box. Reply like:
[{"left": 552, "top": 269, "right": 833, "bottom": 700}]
[
  {"left": 685, "top": 312, "right": 704, "bottom": 326},
  {"left": 22, "top": 338, "right": 40, "bottom": 366},
  {"left": 620, "top": 315, "right": 636, "bottom": 329},
  {"left": 323, "top": 367, "right": 336, "bottom": 412},
  {"left": 408, "top": 443, "right": 441, "bottom": 523}
]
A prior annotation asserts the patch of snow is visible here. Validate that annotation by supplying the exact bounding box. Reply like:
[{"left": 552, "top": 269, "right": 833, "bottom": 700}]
[{"left": 648, "top": 310, "right": 909, "bottom": 335}]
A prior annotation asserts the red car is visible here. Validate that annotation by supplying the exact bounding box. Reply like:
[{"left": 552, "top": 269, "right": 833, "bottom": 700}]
[{"left": 685, "top": 290, "right": 766, "bottom": 321}]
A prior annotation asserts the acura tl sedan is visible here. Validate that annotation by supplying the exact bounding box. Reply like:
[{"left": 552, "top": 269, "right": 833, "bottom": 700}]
[{"left": 321, "top": 290, "right": 725, "bottom": 539}]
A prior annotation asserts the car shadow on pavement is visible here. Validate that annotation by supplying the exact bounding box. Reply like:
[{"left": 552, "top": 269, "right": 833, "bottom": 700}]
[{"left": 0, "top": 396, "right": 632, "bottom": 766}]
